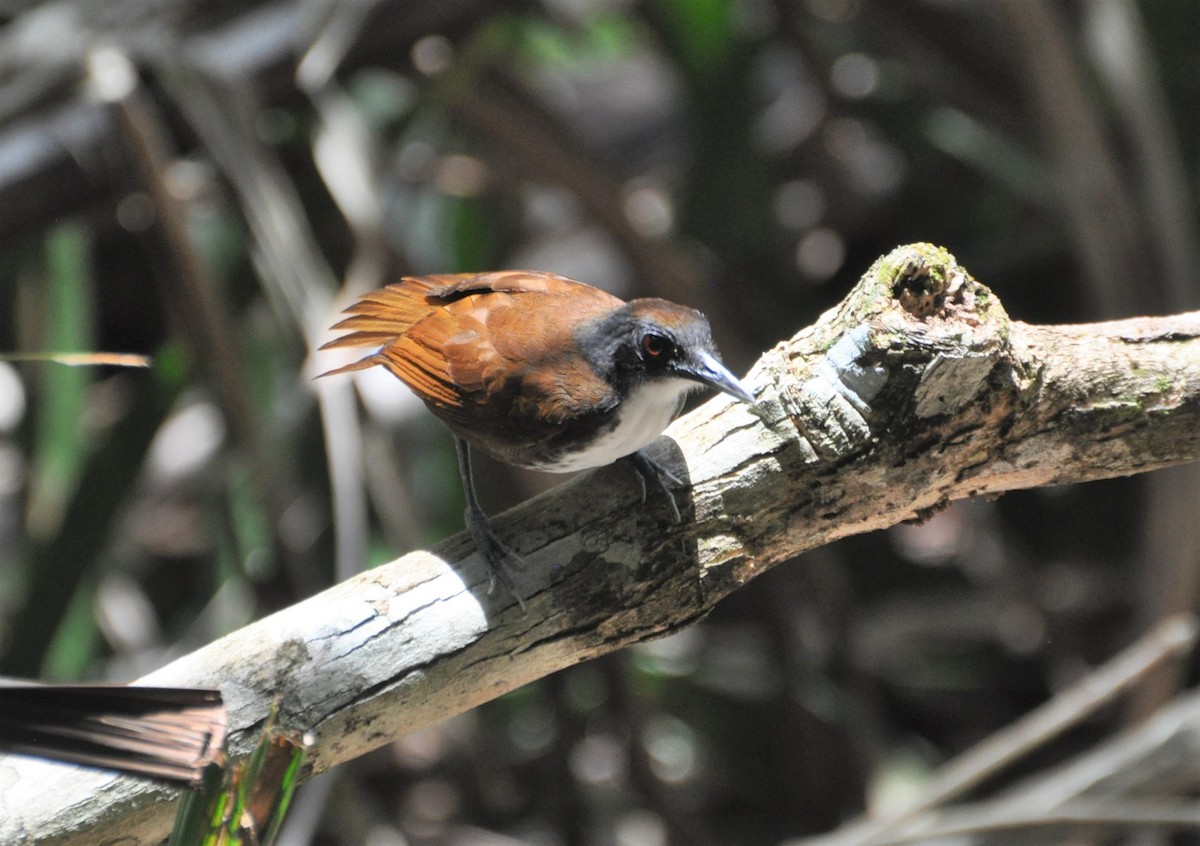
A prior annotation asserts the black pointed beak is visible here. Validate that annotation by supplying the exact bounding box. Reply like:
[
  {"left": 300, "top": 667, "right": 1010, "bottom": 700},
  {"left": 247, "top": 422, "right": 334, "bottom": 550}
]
[{"left": 687, "top": 351, "right": 754, "bottom": 404}]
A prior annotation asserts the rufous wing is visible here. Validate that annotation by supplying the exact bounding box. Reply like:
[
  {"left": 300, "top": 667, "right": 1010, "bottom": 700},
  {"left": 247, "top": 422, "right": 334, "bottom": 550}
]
[
  {"left": 320, "top": 271, "right": 625, "bottom": 430},
  {"left": 319, "top": 273, "right": 519, "bottom": 407}
]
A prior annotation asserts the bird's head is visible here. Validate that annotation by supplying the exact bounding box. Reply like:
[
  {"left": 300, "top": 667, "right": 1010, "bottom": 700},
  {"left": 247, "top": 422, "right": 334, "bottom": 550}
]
[{"left": 576, "top": 299, "right": 753, "bottom": 405}]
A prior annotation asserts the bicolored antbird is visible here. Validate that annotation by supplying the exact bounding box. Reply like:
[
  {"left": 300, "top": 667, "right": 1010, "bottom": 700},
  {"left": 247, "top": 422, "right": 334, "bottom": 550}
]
[{"left": 321, "top": 271, "right": 753, "bottom": 605}]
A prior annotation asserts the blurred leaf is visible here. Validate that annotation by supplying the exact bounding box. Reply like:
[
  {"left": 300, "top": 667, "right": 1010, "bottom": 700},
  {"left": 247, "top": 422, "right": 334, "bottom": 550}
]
[
  {"left": 40, "top": 574, "right": 100, "bottom": 680},
  {"left": 170, "top": 704, "right": 306, "bottom": 846},
  {"left": 652, "top": 0, "right": 734, "bottom": 81},
  {"left": 348, "top": 69, "right": 417, "bottom": 128},
  {"left": 240, "top": 734, "right": 305, "bottom": 846},
  {"left": 446, "top": 195, "right": 501, "bottom": 271},
  {"left": 25, "top": 223, "right": 93, "bottom": 541},
  {"left": 516, "top": 13, "right": 643, "bottom": 68},
  {"left": 227, "top": 464, "right": 272, "bottom": 582},
  {"left": 169, "top": 760, "right": 229, "bottom": 846},
  {"left": 0, "top": 352, "right": 151, "bottom": 367}
]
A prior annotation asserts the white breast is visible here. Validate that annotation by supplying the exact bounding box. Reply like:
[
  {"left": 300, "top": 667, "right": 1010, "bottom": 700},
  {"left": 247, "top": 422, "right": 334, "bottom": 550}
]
[{"left": 534, "top": 378, "right": 697, "bottom": 473}]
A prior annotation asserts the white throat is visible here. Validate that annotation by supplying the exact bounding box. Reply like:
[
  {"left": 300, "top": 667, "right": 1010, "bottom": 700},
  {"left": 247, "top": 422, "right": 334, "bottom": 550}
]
[{"left": 538, "top": 377, "right": 697, "bottom": 473}]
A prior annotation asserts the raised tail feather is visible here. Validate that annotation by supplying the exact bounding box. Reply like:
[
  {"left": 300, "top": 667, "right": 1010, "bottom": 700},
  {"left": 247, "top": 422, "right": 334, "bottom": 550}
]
[
  {"left": 322, "top": 285, "right": 430, "bottom": 344},
  {"left": 317, "top": 278, "right": 449, "bottom": 373}
]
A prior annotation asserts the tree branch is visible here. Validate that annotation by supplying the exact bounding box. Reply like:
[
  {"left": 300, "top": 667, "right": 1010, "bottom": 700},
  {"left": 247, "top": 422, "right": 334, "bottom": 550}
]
[{"left": 3, "top": 243, "right": 1199, "bottom": 843}]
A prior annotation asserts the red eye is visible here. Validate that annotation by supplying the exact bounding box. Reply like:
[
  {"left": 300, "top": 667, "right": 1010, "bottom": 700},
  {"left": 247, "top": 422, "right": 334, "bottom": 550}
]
[{"left": 641, "top": 334, "right": 669, "bottom": 358}]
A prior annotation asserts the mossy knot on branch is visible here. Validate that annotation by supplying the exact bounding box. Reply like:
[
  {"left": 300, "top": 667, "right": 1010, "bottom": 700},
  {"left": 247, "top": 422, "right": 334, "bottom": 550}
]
[
  {"left": 865, "top": 243, "right": 1004, "bottom": 328},
  {"left": 759, "top": 244, "right": 1019, "bottom": 482}
]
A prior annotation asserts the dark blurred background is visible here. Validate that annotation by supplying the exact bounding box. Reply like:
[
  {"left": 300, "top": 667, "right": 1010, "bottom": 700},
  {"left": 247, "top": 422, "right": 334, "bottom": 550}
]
[{"left": 0, "top": 1, "right": 1198, "bottom": 844}]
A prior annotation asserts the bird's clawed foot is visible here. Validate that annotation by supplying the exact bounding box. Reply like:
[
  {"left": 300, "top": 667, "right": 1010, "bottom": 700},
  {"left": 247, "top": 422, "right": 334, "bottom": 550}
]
[
  {"left": 464, "top": 505, "right": 528, "bottom": 611},
  {"left": 629, "top": 451, "right": 683, "bottom": 522}
]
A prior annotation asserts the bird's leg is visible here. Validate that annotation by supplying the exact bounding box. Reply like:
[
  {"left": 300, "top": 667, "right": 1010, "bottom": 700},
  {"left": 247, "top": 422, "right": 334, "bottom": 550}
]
[
  {"left": 455, "top": 438, "right": 527, "bottom": 610},
  {"left": 629, "top": 451, "right": 683, "bottom": 523}
]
